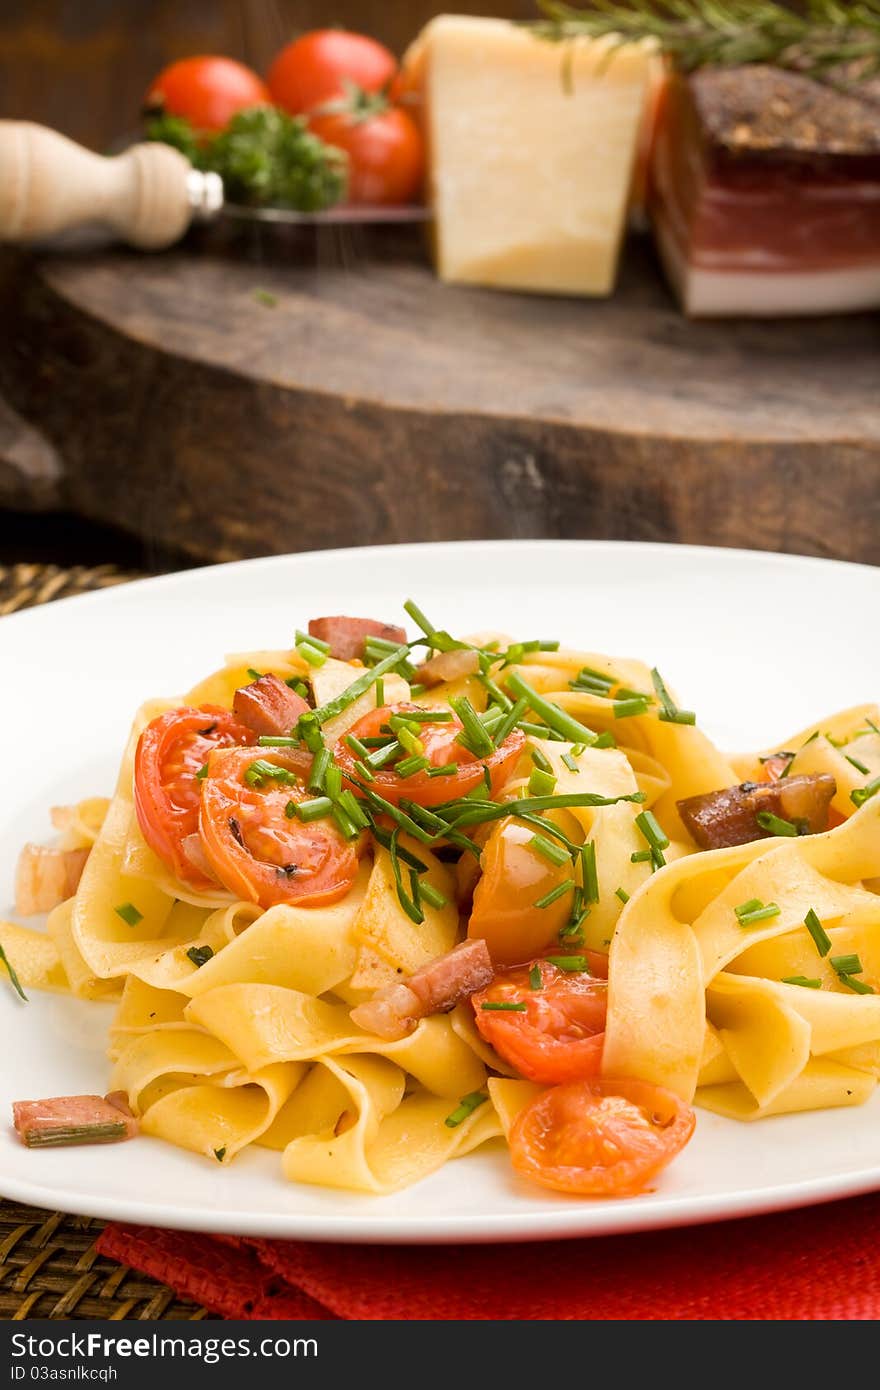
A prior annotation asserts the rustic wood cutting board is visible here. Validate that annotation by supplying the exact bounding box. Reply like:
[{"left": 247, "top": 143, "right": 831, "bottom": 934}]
[{"left": 0, "top": 230, "right": 877, "bottom": 563}]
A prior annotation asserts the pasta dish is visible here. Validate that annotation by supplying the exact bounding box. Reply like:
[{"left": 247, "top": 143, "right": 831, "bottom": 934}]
[{"left": 4, "top": 602, "right": 880, "bottom": 1200}]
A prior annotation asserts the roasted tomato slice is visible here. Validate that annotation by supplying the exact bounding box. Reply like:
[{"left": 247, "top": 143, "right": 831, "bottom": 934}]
[
  {"left": 134, "top": 706, "right": 256, "bottom": 888},
  {"left": 509, "top": 1078, "right": 696, "bottom": 1197},
  {"left": 335, "top": 702, "right": 525, "bottom": 808},
  {"left": 473, "top": 960, "right": 608, "bottom": 1083},
  {"left": 199, "top": 746, "right": 360, "bottom": 908}
]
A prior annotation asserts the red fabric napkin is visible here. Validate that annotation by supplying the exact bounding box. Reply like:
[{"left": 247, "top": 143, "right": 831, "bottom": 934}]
[{"left": 98, "top": 1190, "right": 880, "bottom": 1320}]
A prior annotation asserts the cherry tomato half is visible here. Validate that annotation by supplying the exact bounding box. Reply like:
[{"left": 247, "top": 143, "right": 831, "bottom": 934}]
[
  {"left": 335, "top": 703, "right": 525, "bottom": 809},
  {"left": 134, "top": 706, "right": 256, "bottom": 888},
  {"left": 199, "top": 746, "right": 360, "bottom": 909},
  {"left": 267, "top": 30, "right": 397, "bottom": 116},
  {"left": 146, "top": 56, "right": 269, "bottom": 134},
  {"left": 468, "top": 817, "right": 575, "bottom": 965},
  {"left": 473, "top": 961, "right": 608, "bottom": 1084},
  {"left": 509, "top": 1078, "right": 696, "bottom": 1197}
]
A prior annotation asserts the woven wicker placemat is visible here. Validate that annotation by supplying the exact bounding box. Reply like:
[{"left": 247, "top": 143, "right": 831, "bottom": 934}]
[{"left": 0, "top": 560, "right": 210, "bottom": 1321}]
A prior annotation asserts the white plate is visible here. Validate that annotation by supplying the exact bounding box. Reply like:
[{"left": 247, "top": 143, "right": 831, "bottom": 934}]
[{"left": 1, "top": 540, "right": 879, "bottom": 1244}]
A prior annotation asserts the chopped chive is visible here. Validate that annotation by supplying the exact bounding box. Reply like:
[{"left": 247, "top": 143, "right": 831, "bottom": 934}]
[
  {"left": 403, "top": 598, "right": 437, "bottom": 639},
  {"left": 830, "top": 953, "right": 864, "bottom": 977},
  {"left": 428, "top": 762, "right": 459, "bottom": 778},
  {"left": 324, "top": 764, "right": 343, "bottom": 801},
  {"left": 615, "top": 886, "right": 630, "bottom": 905},
  {"left": 246, "top": 668, "right": 263, "bottom": 681},
  {"left": 506, "top": 673, "right": 599, "bottom": 747},
  {"left": 295, "top": 628, "right": 330, "bottom": 654},
  {"left": 296, "top": 712, "right": 325, "bottom": 754},
  {"left": 804, "top": 908, "right": 832, "bottom": 957},
  {"left": 528, "top": 766, "right": 557, "bottom": 798},
  {"left": 571, "top": 666, "right": 615, "bottom": 695},
  {"left": 257, "top": 735, "right": 300, "bottom": 747},
  {"left": 244, "top": 758, "right": 296, "bottom": 788},
  {"left": 0, "top": 944, "right": 27, "bottom": 1001},
  {"left": 451, "top": 696, "right": 495, "bottom": 758},
  {"left": 349, "top": 780, "right": 433, "bottom": 843},
  {"left": 631, "top": 850, "right": 653, "bottom": 864},
  {"left": 481, "top": 1001, "right": 527, "bottom": 1012},
  {"left": 561, "top": 752, "right": 579, "bottom": 773},
  {"left": 354, "top": 759, "right": 376, "bottom": 783},
  {"left": 309, "top": 746, "right": 332, "bottom": 794},
  {"left": 479, "top": 674, "right": 513, "bottom": 711},
  {"left": 419, "top": 880, "right": 447, "bottom": 911},
  {"left": 375, "top": 677, "right": 385, "bottom": 706},
  {"left": 852, "top": 776, "right": 880, "bottom": 808},
  {"left": 755, "top": 810, "right": 801, "bottom": 837},
  {"left": 441, "top": 790, "right": 645, "bottom": 834},
  {"left": 286, "top": 676, "right": 309, "bottom": 698},
  {"left": 558, "top": 924, "right": 585, "bottom": 944},
  {"left": 614, "top": 696, "right": 650, "bottom": 719},
  {"left": 115, "top": 902, "right": 143, "bottom": 927},
  {"left": 338, "top": 789, "right": 370, "bottom": 830},
  {"left": 635, "top": 810, "right": 669, "bottom": 866},
  {"left": 284, "top": 799, "right": 297, "bottom": 819},
  {"left": 534, "top": 880, "right": 575, "bottom": 909},
  {"left": 331, "top": 803, "right": 359, "bottom": 840},
  {"left": 395, "top": 754, "right": 430, "bottom": 779},
  {"left": 296, "top": 639, "right": 327, "bottom": 668},
  {"left": 518, "top": 721, "right": 565, "bottom": 741},
  {"left": 444, "top": 1090, "right": 487, "bottom": 1128},
  {"left": 367, "top": 740, "right": 402, "bottom": 770},
  {"left": 195, "top": 763, "right": 209, "bottom": 780},
  {"left": 491, "top": 696, "right": 529, "bottom": 747},
  {"left": 528, "top": 833, "right": 571, "bottom": 867},
  {"left": 782, "top": 976, "right": 822, "bottom": 989},
  {"left": 838, "top": 974, "right": 875, "bottom": 994},
  {"left": 545, "top": 955, "right": 589, "bottom": 972},
  {"left": 214, "top": 1146, "right": 227, "bottom": 1162},
  {"left": 397, "top": 709, "right": 455, "bottom": 724},
  {"left": 531, "top": 747, "right": 554, "bottom": 773},
  {"left": 387, "top": 829, "right": 424, "bottom": 925},
  {"left": 593, "top": 731, "right": 617, "bottom": 749},
  {"left": 529, "top": 963, "right": 543, "bottom": 990},
  {"left": 396, "top": 727, "right": 425, "bottom": 759},
  {"left": 186, "top": 945, "right": 214, "bottom": 968},
  {"left": 296, "top": 796, "right": 333, "bottom": 822},
  {"left": 345, "top": 733, "right": 370, "bottom": 760},
  {"left": 845, "top": 753, "right": 871, "bottom": 775},
  {"left": 735, "top": 901, "right": 781, "bottom": 927},
  {"left": 581, "top": 841, "right": 599, "bottom": 903},
  {"left": 650, "top": 668, "right": 696, "bottom": 726}
]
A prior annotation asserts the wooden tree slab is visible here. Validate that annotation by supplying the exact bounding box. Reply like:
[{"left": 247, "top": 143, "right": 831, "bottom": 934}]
[{"left": 0, "top": 232, "right": 878, "bottom": 563}]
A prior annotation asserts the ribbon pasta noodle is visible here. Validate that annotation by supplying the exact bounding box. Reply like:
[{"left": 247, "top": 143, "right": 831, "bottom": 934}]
[{"left": 5, "top": 610, "right": 880, "bottom": 1199}]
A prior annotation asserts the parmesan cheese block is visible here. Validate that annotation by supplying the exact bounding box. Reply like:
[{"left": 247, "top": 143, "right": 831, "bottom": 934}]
[{"left": 411, "top": 16, "right": 653, "bottom": 296}]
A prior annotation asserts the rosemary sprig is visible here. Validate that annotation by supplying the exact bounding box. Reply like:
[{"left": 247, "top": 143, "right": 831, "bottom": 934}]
[{"left": 533, "top": 0, "right": 880, "bottom": 80}]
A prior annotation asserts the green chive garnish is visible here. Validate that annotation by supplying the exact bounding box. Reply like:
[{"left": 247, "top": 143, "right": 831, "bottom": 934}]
[
  {"left": 296, "top": 639, "right": 327, "bottom": 668},
  {"left": 296, "top": 796, "right": 333, "bottom": 822},
  {"left": 852, "top": 776, "right": 880, "bottom": 809},
  {"left": 395, "top": 754, "right": 431, "bottom": 779},
  {"left": 845, "top": 753, "right": 870, "bottom": 776},
  {"left": 581, "top": 841, "right": 599, "bottom": 903},
  {"left": 0, "top": 944, "right": 27, "bottom": 1001},
  {"left": 354, "top": 759, "right": 376, "bottom": 783},
  {"left": 614, "top": 696, "right": 650, "bottom": 719},
  {"left": 734, "top": 900, "right": 781, "bottom": 927},
  {"left": 246, "top": 668, "right": 263, "bottom": 681},
  {"left": 308, "top": 746, "right": 332, "bottom": 794},
  {"left": 428, "top": 762, "right": 459, "bottom": 778},
  {"left": 529, "top": 833, "right": 570, "bottom": 867},
  {"left": 529, "top": 963, "right": 543, "bottom": 990},
  {"left": 830, "top": 953, "right": 864, "bottom": 977},
  {"left": 534, "top": 880, "right": 574, "bottom": 909},
  {"left": 115, "top": 902, "right": 143, "bottom": 927},
  {"left": 195, "top": 763, "right": 209, "bottom": 780},
  {"left": 561, "top": 752, "right": 579, "bottom": 773},
  {"left": 756, "top": 810, "right": 801, "bottom": 837},
  {"left": 492, "top": 697, "right": 529, "bottom": 747},
  {"left": 545, "top": 955, "right": 589, "bottom": 972},
  {"left": 528, "top": 766, "right": 557, "bottom": 798},
  {"left": 506, "top": 673, "right": 599, "bottom": 747},
  {"left": 615, "top": 886, "right": 630, "bottom": 904},
  {"left": 650, "top": 668, "right": 696, "bottom": 726},
  {"left": 419, "top": 880, "right": 447, "bottom": 911},
  {"left": 214, "top": 1146, "right": 227, "bottom": 1162},
  {"left": 531, "top": 747, "right": 553, "bottom": 773},
  {"left": 286, "top": 677, "right": 309, "bottom": 698},
  {"left": 838, "top": 974, "right": 875, "bottom": 994},
  {"left": 444, "top": 1090, "right": 487, "bottom": 1128},
  {"left": 451, "top": 695, "right": 495, "bottom": 758},
  {"left": 804, "top": 908, "right": 832, "bottom": 957},
  {"left": 481, "top": 1001, "right": 527, "bottom": 1012},
  {"left": 375, "top": 678, "right": 385, "bottom": 706},
  {"left": 295, "top": 629, "right": 330, "bottom": 654},
  {"left": 782, "top": 976, "right": 822, "bottom": 989},
  {"left": 284, "top": 800, "right": 297, "bottom": 819},
  {"left": 311, "top": 646, "right": 414, "bottom": 727}
]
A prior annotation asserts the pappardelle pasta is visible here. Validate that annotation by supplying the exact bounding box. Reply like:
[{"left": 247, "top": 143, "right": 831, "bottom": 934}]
[{"left": 5, "top": 604, "right": 880, "bottom": 1199}]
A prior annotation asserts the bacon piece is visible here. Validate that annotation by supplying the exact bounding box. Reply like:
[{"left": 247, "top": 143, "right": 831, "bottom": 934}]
[
  {"left": 415, "top": 648, "right": 481, "bottom": 687},
  {"left": 15, "top": 844, "right": 90, "bottom": 916},
  {"left": 233, "top": 672, "right": 308, "bottom": 737},
  {"left": 308, "top": 616, "right": 407, "bottom": 662},
  {"left": 678, "top": 773, "right": 837, "bottom": 850},
  {"left": 13, "top": 1094, "right": 139, "bottom": 1148},
  {"left": 351, "top": 938, "right": 494, "bottom": 1041}
]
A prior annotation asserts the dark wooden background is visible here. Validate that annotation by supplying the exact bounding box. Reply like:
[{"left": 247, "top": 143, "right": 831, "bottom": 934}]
[{"left": 0, "top": 1, "right": 529, "bottom": 149}]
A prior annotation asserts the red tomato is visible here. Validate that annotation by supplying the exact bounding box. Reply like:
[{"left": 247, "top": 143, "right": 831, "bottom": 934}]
[
  {"left": 335, "top": 703, "right": 525, "bottom": 808},
  {"left": 134, "top": 706, "right": 256, "bottom": 889},
  {"left": 509, "top": 1078, "right": 696, "bottom": 1197},
  {"left": 199, "top": 746, "right": 359, "bottom": 909},
  {"left": 267, "top": 30, "right": 397, "bottom": 116},
  {"left": 308, "top": 106, "right": 424, "bottom": 205},
  {"left": 473, "top": 962, "right": 608, "bottom": 1084},
  {"left": 145, "top": 56, "right": 269, "bottom": 134},
  {"left": 468, "top": 817, "right": 575, "bottom": 965}
]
